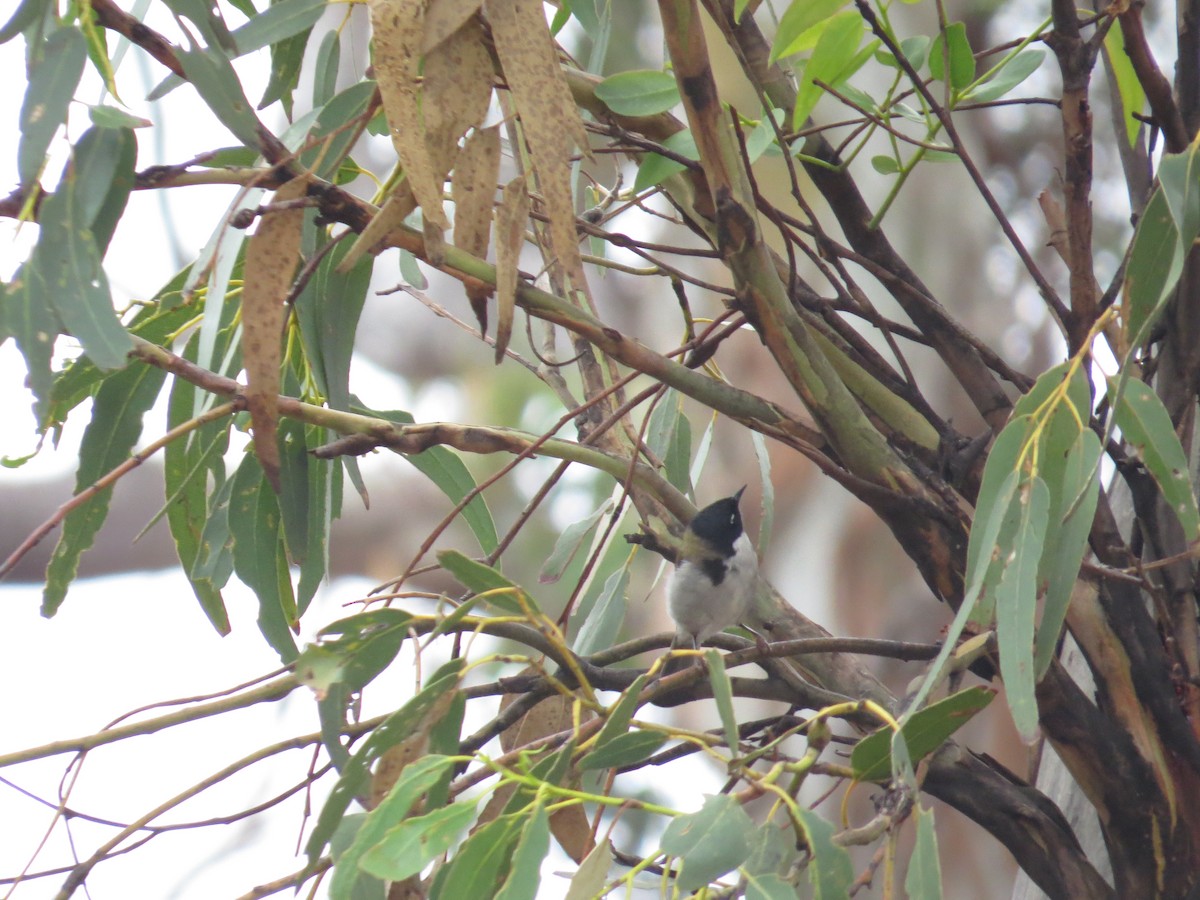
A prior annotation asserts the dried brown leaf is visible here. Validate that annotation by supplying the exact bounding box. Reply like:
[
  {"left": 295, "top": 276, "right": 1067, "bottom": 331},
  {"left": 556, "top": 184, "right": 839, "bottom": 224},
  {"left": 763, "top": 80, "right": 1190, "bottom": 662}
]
[
  {"left": 488, "top": 0, "right": 589, "bottom": 287},
  {"left": 338, "top": 181, "right": 419, "bottom": 273},
  {"left": 494, "top": 174, "right": 529, "bottom": 364},
  {"left": 424, "top": 0, "right": 483, "bottom": 51},
  {"left": 242, "top": 175, "right": 309, "bottom": 491},
  {"left": 424, "top": 16, "right": 493, "bottom": 167},
  {"left": 370, "top": 0, "right": 449, "bottom": 231},
  {"left": 453, "top": 124, "right": 500, "bottom": 332}
]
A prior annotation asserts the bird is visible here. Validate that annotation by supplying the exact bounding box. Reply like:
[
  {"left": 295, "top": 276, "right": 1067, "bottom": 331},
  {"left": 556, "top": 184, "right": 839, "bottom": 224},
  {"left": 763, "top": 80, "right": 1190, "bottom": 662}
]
[{"left": 665, "top": 486, "right": 758, "bottom": 670}]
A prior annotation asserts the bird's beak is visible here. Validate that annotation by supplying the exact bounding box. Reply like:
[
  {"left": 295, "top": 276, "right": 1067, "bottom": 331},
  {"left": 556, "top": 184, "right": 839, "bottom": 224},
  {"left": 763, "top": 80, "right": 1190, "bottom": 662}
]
[{"left": 734, "top": 485, "right": 747, "bottom": 504}]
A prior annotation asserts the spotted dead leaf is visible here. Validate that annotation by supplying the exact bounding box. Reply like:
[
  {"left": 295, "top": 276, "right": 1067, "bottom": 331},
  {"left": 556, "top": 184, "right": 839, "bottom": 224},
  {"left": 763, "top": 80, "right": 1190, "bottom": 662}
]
[
  {"left": 338, "top": 180, "right": 418, "bottom": 273},
  {"left": 487, "top": 0, "right": 589, "bottom": 288},
  {"left": 494, "top": 175, "right": 529, "bottom": 364},
  {"left": 452, "top": 124, "right": 500, "bottom": 332},
  {"left": 474, "top": 671, "right": 595, "bottom": 862},
  {"left": 425, "top": 15, "right": 492, "bottom": 168},
  {"left": 370, "top": 0, "right": 449, "bottom": 234},
  {"left": 424, "top": 0, "right": 483, "bottom": 51},
  {"left": 242, "top": 175, "right": 309, "bottom": 491}
]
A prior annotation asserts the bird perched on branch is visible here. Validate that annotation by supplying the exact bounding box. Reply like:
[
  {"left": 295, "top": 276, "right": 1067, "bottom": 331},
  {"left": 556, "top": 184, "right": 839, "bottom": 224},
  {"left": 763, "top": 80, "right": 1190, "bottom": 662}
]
[{"left": 665, "top": 487, "right": 758, "bottom": 669}]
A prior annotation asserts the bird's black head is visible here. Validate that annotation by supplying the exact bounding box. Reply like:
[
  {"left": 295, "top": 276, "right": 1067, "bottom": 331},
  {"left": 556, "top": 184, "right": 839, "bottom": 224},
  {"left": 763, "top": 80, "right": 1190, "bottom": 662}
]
[{"left": 687, "top": 486, "right": 746, "bottom": 553}]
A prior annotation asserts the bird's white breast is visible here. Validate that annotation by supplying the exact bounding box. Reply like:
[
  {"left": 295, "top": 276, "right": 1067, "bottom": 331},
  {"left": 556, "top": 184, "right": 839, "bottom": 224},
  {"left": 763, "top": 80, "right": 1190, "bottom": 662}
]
[{"left": 668, "top": 533, "right": 757, "bottom": 647}]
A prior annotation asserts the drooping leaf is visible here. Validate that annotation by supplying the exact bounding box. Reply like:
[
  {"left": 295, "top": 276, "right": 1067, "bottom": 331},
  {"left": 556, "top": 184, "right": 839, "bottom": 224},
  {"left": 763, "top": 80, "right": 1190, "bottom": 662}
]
[
  {"left": 579, "top": 730, "right": 667, "bottom": 770},
  {"left": 18, "top": 26, "right": 86, "bottom": 186},
  {"left": 494, "top": 175, "right": 529, "bottom": 363},
  {"left": 571, "top": 564, "right": 628, "bottom": 656},
  {"left": 228, "top": 453, "right": 298, "bottom": 660},
  {"left": 493, "top": 803, "right": 551, "bottom": 900},
  {"left": 1123, "top": 186, "right": 1184, "bottom": 345},
  {"left": 241, "top": 175, "right": 310, "bottom": 490},
  {"left": 358, "top": 406, "right": 499, "bottom": 554},
  {"left": 41, "top": 364, "right": 166, "bottom": 616},
  {"left": 1102, "top": 21, "right": 1145, "bottom": 147},
  {"left": 795, "top": 806, "right": 854, "bottom": 897},
  {"left": 905, "top": 806, "right": 943, "bottom": 900},
  {"left": 1109, "top": 375, "right": 1200, "bottom": 540},
  {"left": 995, "top": 476, "right": 1050, "bottom": 743},
  {"left": 539, "top": 499, "right": 613, "bottom": 584},
  {"left": 176, "top": 45, "right": 265, "bottom": 148},
  {"left": 359, "top": 800, "right": 478, "bottom": 882},
  {"left": 308, "top": 659, "right": 465, "bottom": 865}
]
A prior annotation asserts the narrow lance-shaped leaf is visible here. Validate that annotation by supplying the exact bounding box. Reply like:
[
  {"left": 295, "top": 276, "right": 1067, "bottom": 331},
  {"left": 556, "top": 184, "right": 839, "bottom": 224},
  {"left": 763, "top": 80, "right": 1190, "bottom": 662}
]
[
  {"left": 42, "top": 364, "right": 167, "bottom": 616},
  {"left": 370, "top": 0, "right": 449, "bottom": 231},
  {"left": 489, "top": 0, "right": 590, "bottom": 287},
  {"left": 995, "top": 475, "right": 1050, "bottom": 743},
  {"left": 660, "top": 795, "right": 754, "bottom": 892},
  {"left": 1109, "top": 375, "right": 1200, "bottom": 540},
  {"left": 242, "top": 175, "right": 310, "bottom": 491},
  {"left": 19, "top": 26, "right": 86, "bottom": 186},
  {"left": 494, "top": 175, "right": 529, "bottom": 363},
  {"left": 453, "top": 124, "right": 501, "bottom": 333}
]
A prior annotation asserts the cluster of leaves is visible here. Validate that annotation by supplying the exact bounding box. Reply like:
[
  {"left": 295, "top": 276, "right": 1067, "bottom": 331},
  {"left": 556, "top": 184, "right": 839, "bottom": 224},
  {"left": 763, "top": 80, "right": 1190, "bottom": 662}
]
[{"left": 4, "top": 0, "right": 1200, "bottom": 896}]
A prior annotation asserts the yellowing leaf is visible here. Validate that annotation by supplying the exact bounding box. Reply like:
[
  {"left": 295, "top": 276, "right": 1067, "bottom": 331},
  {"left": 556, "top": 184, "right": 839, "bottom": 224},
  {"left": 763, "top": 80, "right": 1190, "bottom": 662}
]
[
  {"left": 494, "top": 175, "right": 529, "bottom": 364},
  {"left": 488, "top": 0, "right": 588, "bottom": 287},
  {"left": 243, "top": 175, "right": 310, "bottom": 491},
  {"left": 370, "top": 0, "right": 449, "bottom": 231},
  {"left": 453, "top": 124, "right": 501, "bottom": 332}
]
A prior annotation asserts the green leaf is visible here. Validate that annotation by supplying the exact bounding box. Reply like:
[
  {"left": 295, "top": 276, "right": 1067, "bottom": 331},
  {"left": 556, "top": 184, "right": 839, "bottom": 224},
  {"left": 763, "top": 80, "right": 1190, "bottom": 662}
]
[
  {"left": 31, "top": 187, "right": 132, "bottom": 369},
  {"left": 594, "top": 69, "right": 680, "bottom": 116},
  {"left": 745, "top": 874, "right": 802, "bottom": 900},
  {"left": 1124, "top": 186, "right": 1184, "bottom": 344},
  {"left": 303, "top": 608, "right": 413, "bottom": 693},
  {"left": 277, "top": 417, "right": 310, "bottom": 563},
  {"left": 331, "top": 754, "right": 460, "bottom": 898},
  {"left": 995, "top": 476, "right": 1050, "bottom": 743},
  {"left": 176, "top": 45, "right": 265, "bottom": 148},
  {"left": 563, "top": 841, "right": 612, "bottom": 900},
  {"left": 308, "top": 660, "right": 464, "bottom": 865},
  {"left": 299, "top": 81, "right": 377, "bottom": 181},
  {"left": 1157, "top": 142, "right": 1200, "bottom": 251},
  {"left": 360, "top": 800, "right": 478, "bottom": 881},
  {"left": 297, "top": 424, "right": 337, "bottom": 613},
  {"left": 579, "top": 730, "right": 667, "bottom": 770},
  {"left": 964, "top": 418, "right": 1034, "bottom": 624},
  {"left": 437, "top": 549, "right": 531, "bottom": 614},
  {"left": 871, "top": 154, "right": 901, "bottom": 174},
  {"left": 494, "top": 804, "right": 551, "bottom": 900},
  {"left": 1035, "top": 429, "right": 1100, "bottom": 676},
  {"left": 353, "top": 406, "right": 499, "bottom": 556},
  {"left": 792, "top": 12, "right": 864, "bottom": 128},
  {"left": 905, "top": 806, "right": 943, "bottom": 900},
  {"left": 851, "top": 686, "right": 996, "bottom": 781},
  {"left": 876, "top": 35, "right": 931, "bottom": 71},
  {"left": 633, "top": 129, "right": 697, "bottom": 193},
  {"left": 750, "top": 430, "right": 774, "bottom": 555},
  {"left": 929, "top": 22, "right": 975, "bottom": 93},
  {"left": 1102, "top": 21, "right": 1145, "bottom": 147},
  {"left": 19, "top": 26, "right": 87, "bottom": 186},
  {"left": 235, "top": 0, "right": 325, "bottom": 58},
  {"left": 88, "top": 105, "right": 152, "bottom": 129},
  {"left": 0, "top": 0, "right": 50, "bottom": 44},
  {"left": 41, "top": 364, "right": 166, "bottom": 616},
  {"left": 744, "top": 109, "right": 786, "bottom": 163},
  {"left": 770, "top": 0, "right": 849, "bottom": 62},
  {"left": 743, "top": 822, "right": 794, "bottom": 883},
  {"left": 313, "top": 29, "right": 342, "bottom": 107},
  {"left": 76, "top": 125, "right": 138, "bottom": 257},
  {"left": 1109, "top": 375, "right": 1200, "bottom": 540},
  {"left": 660, "top": 794, "right": 754, "bottom": 892},
  {"left": 706, "top": 649, "right": 741, "bottom": 760},
  {"left": 571, "top": 564, "right": 628, "bottom": 656},
  {"left": 162, "top": 0, "right": 237, "bottom": 53},
  {"left": 962, "top": 49, "right": 1044, "bottom": 104},
  {"left": 591, "top": 672, "right": 651, "bottom": 752},
  {"left": 539, "top": 499, "right": 612, "bottom": 583},
  {"left": 11, "top": 265, "right": 59, "bottom": 421},
  {"left": 429, "top": 814, "right": 522, "bottom": 899},
  {"left": 796, "top": 806, "right": 854, "bottom": 897},
  {"left": 647, "top": 390, "right": 692, "bottom": 492},
  {"left": 229, "top": 454, "right": 298, "bottom": 661}
]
